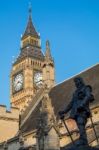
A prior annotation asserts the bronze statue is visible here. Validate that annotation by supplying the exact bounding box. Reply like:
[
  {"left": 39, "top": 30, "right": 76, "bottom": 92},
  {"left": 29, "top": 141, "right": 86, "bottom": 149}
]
[{"left": 59, "top": 77, "right": 94, "bottom": 146}]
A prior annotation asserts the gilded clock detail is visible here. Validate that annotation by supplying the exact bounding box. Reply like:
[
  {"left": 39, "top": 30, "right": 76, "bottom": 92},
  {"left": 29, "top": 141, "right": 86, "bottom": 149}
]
[
  {"left": 34, "top": 71, "right": 43, "bottom": 88},
  {"left": 13, "top": 73, "right": 23, "bottom": 92}
]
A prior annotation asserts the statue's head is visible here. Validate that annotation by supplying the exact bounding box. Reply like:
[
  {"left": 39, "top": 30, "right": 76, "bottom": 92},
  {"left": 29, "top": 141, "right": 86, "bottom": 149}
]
[{"left": 74, "top": 77, "right": 85, "bottom": 89}]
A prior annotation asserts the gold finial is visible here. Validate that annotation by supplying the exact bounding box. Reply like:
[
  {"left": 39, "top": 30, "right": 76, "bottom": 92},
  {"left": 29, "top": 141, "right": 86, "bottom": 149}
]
[{"left": 29, "top": 2, "right": 32, "bottom": 17}]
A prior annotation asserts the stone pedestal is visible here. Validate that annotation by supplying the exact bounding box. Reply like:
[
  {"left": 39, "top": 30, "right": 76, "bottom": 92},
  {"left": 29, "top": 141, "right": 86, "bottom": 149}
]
[{"left": 65, "top": 145, "right": 99, "bottom": 150}]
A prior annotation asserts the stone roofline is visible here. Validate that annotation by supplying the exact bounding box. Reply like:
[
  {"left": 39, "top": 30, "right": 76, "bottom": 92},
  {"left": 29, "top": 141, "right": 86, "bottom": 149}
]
[
  {"left": 0, "top": 136, "right": 19, "bottom": 148},
  {"left": 13, "top": 51, "right": 45, "bottom": 66},
  {"left": 20, "top": 43, "right": 41, "bottom": 50},
  {"left": 0, "top": 105, "right": 19, "bottom": 119},
  {"left": 54, "top": 63, "right": 99, "bottom": 87},
  {"left": 21, "top": 87, "right": 46, "bottom": 127}
]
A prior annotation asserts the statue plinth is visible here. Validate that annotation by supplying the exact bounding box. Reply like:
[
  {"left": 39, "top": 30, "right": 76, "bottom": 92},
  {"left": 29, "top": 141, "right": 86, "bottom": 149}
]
[{"left": 66, "top": 145, "right": 99, "bottom": 150}]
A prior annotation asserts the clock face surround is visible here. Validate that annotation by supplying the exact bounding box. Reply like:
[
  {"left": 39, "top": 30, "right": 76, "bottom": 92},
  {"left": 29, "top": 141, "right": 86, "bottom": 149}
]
[
  {"left": 34, "top": 71, "right": 43, "bottom": 88},
  {"left": 13, "top": 72, "right": 23, "bottom": 93}
]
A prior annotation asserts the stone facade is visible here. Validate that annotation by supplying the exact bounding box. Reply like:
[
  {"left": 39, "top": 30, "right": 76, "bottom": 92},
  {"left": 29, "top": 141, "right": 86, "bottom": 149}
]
[
  {"left": 10, "top": 57, "right": 44, "bottom": 111},
  {"left": 0, "top": 105, "right": 19, "bottom": 142},
  {"left": 0, "top": 106, "right": 98, "bottom": 149}
]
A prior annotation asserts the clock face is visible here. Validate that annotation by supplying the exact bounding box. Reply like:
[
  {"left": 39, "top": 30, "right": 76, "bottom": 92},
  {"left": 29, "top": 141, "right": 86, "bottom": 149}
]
[
  {"left": 34, "top": 72, "right": 43, "bottom": 87},
  {"left": 13, "top": 73, "right": 23, "bottom": 92}
]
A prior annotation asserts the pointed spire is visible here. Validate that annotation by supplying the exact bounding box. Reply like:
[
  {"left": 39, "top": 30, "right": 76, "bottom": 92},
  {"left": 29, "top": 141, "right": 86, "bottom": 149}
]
[
  {"left": 29, "top": 2, "right": 32, "bottom": 18},
  {"left": 36, "top": 88, "right": 60, "bottom": 150},
  {"left": 37, "top": 87, "right": 56, "bottom": 135},
  {"left": 45, "top": 40, "right": 52, "bottom": 60},
  {"left": 21, "top": 3, "right": 40, "bottom": 40}
]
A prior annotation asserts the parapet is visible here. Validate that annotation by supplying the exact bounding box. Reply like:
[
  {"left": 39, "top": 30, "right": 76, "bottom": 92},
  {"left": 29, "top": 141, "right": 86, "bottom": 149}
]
[{"left": 0, "top": 105, "right": 19, "bottom": 120}]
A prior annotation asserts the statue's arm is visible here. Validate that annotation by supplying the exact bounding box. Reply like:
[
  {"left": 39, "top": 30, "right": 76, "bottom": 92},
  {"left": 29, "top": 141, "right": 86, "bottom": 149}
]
[
  {"left": 64, "top": 99, "right": 73, "bottom": 114},
  {"left": 59, "top": 99, "right": 73, "bottom": 117}
]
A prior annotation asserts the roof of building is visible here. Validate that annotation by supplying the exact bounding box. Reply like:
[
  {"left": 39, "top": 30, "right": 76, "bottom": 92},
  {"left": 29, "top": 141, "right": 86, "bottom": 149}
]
[
  {"left": 14, "top": 45, "right": 44, "bottom": 64},
  {"left": 22, "top": 13, "right": 40, "bottom": 40},
  {"left": 21, "top": 63, "right": 99, "bottom": 133},
  {"left": 13, "top": 11, "right": 44, "bottom": 64}
]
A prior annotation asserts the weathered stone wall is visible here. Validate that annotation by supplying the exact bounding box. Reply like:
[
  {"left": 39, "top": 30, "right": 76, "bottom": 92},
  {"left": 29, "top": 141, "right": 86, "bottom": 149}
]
[
  {"left": 0, "top": 132, "right": 36, "bottom": 150},
  {"left": 24, "top": 132, "right": 36, "bottom": 146},
  {"left": 10, "top": 57, "right": 44, "bottom": 111},
  {"left": 0, "top": 105, "right": 19, "bottom": 143}
]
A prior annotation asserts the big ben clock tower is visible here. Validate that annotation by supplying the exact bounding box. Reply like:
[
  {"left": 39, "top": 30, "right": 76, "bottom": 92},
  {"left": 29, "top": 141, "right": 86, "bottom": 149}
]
[
  {"left": 10, "top": 7, "right": 55, "bottom": 112},
  {"left": 10, "top": 7, "right": 49, "bottom": 111}
]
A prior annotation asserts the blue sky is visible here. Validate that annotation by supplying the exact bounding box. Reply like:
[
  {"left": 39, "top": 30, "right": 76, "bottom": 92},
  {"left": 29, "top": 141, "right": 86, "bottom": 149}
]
[{"left": 0, "top": 0, "right": 99, "bottom": 108}]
